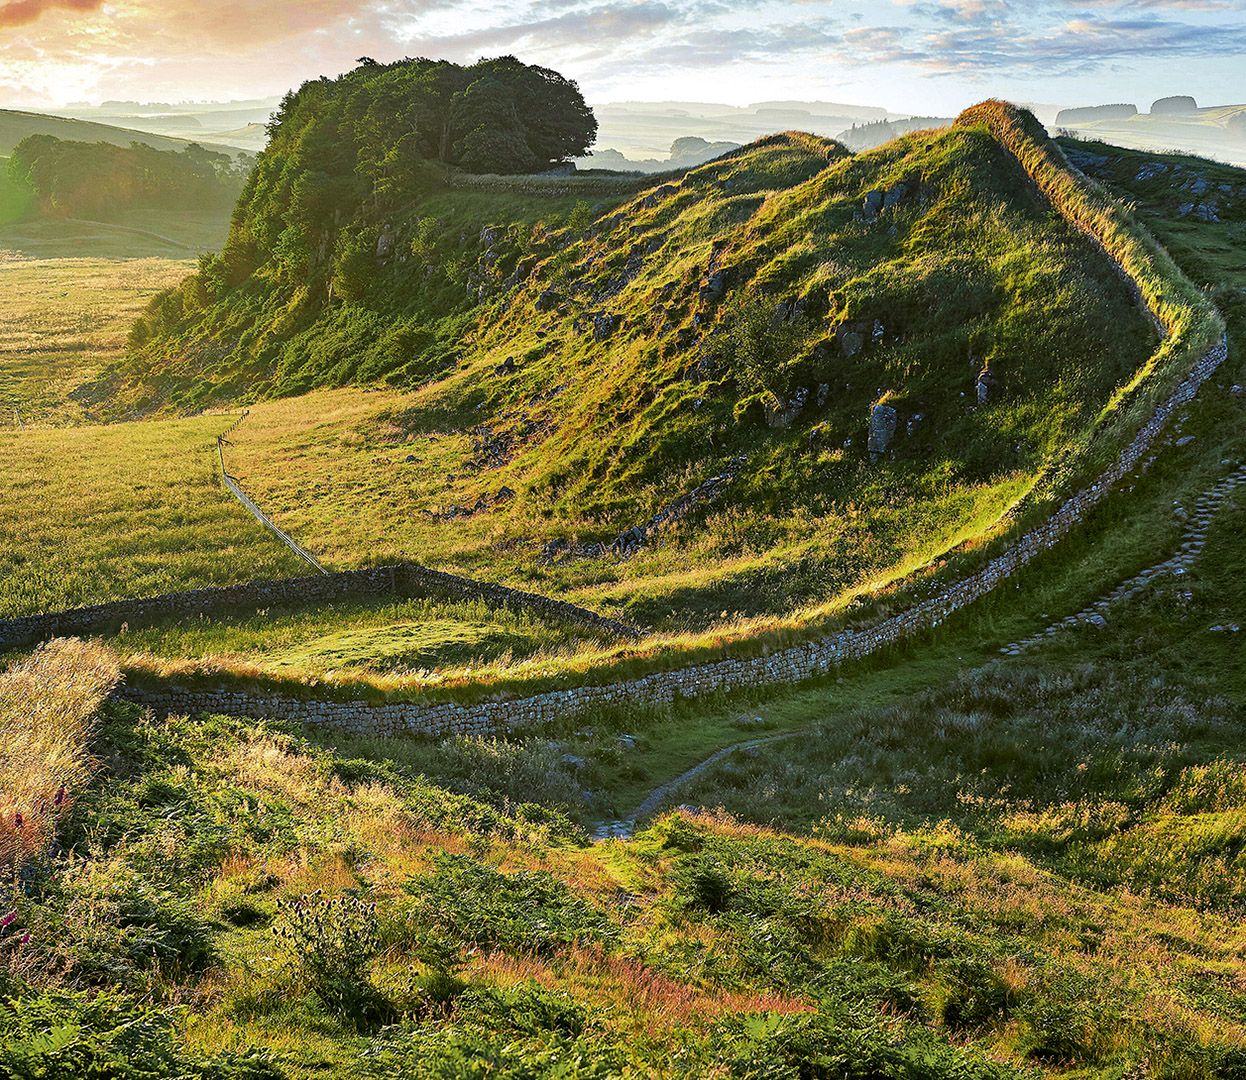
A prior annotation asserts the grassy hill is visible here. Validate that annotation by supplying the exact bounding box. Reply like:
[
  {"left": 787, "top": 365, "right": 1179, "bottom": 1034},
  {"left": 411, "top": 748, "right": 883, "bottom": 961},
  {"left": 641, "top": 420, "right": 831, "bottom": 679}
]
[
  {"left": 0, "top": 109, "right": 245, "bottom": 158},
  {"left": 2, "top": 100, "right": 1246, "bottom": 1077},
  {"left": 109, "top": 114, "right": 1156, "bottom": 664}
]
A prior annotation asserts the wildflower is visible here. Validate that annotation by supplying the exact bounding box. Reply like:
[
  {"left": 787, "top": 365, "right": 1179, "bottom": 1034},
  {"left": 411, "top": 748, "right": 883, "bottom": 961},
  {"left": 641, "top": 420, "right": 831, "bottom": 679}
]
[
  {"left": 19, "top": 932, "right": 30, "bottom": 945},
  {"left": 0, "top": 911, "right": 16, "bottom": 929}
]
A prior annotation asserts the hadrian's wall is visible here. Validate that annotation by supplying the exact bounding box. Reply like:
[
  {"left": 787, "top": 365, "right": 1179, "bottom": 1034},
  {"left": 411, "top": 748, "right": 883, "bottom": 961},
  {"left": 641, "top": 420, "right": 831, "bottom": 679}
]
[{"left": 120, "top": 335, "right": 1230, "bottom": 737}]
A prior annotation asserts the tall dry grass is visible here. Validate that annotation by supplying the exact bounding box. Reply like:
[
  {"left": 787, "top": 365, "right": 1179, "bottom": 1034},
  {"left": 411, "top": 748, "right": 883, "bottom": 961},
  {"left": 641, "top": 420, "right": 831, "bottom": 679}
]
[{"left": 0, "top": 639, "right": 119, "bottom": 869}]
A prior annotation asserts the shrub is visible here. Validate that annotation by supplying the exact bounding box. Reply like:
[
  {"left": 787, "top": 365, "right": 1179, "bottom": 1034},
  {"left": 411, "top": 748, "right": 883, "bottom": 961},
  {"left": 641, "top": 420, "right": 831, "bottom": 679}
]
[
  {"left": 398, "top": 854, "right": 615, "bottom": 955},
  {"left": 273, "top": 890, "right": 392, "bottom": 1029},
  {"left": 0, "top": 990, "right": 278, "bottom": 1079},
  {"left": 678, "top": 856, "right": 734, "bottom": 914}
]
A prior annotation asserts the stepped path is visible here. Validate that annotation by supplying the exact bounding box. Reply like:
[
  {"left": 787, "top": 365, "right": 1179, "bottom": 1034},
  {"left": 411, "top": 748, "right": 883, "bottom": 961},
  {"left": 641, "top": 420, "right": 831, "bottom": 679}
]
[{"left": 1002, "top": 463, "right": 1246, "bottom": 655}]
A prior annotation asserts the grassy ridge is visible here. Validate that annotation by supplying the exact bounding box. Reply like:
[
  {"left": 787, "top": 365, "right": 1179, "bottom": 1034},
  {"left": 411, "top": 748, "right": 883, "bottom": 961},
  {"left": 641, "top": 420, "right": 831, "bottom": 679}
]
[
  {"left": 956, "top": 102, "right": 1224, "bottom": 486},
  {"left": 121, "top": 118, "right": 1160, "bottom": 692}
]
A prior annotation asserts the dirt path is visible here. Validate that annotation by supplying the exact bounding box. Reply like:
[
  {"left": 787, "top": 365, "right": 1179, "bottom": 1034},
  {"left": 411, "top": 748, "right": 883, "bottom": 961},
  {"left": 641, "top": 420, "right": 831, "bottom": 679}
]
[{"left": 594, "top": 730, "right": 799, "bottom": 839}]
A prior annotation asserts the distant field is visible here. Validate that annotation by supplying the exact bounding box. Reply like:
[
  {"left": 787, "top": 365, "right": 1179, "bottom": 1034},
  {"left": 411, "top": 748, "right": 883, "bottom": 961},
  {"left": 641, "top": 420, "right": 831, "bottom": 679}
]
[
  {"left": 0, "top": 415, "right": 306, "bottom": 617},
  {"left": 0, "top": 107, "right": 243, "bottom": 157},
  {"left": 0, "top": 255, "right": 194, "bottom": 423}
]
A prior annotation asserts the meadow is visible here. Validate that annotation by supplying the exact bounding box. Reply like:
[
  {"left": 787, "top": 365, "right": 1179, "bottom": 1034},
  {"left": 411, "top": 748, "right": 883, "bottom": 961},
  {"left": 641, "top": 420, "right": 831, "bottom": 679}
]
[
  {"left": 0, "top": 255, "right": 195, "bottom": 424},
  {"left": 0, "top": 414, "right": 309, "bottom": 617}
]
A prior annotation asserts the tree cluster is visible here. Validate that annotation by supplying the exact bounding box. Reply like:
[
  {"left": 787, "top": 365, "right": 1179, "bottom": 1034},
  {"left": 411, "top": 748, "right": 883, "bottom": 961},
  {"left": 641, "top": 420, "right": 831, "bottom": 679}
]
[
  {"left": 7, "top": 135, "right": 248, "bottom": 220},
  {"left": 222, "top": 56, "right": 596, "bottom": 285}
]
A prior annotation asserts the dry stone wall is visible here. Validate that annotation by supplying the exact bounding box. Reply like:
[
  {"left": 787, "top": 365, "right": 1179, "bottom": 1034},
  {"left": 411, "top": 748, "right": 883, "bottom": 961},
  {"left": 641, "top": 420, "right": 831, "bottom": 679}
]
[
  {"left": 120, "top": 334, "right": 1229, "bottom": 740},
  {"left": 0, "top": 561, "right": 637, "bottom": 652}
]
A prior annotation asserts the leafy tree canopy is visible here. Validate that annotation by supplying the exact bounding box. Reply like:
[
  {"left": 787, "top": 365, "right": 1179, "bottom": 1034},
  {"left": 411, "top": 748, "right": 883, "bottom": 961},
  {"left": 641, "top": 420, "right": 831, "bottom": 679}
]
[{"left": 224, "top": 55, "right": 596, "bottom": 283}]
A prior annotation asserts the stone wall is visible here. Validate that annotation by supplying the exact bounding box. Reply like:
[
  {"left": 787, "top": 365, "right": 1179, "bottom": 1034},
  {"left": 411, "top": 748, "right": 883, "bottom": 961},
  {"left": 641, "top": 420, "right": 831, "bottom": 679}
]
[
  {"left": 119, "top": 332, "right": 1229, "bottom": 740},
  {"left": 0, "top": 561, "right": 637, "bottom": 652},
  {"left": 111, "top": 123, "right": 1232, "bottom": 739}
]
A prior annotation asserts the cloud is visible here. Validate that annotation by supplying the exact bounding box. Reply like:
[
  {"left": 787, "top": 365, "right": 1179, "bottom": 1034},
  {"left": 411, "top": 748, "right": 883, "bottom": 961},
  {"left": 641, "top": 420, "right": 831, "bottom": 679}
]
[{"left": 0, "top": 0, "right": 101, "bottom": 28}]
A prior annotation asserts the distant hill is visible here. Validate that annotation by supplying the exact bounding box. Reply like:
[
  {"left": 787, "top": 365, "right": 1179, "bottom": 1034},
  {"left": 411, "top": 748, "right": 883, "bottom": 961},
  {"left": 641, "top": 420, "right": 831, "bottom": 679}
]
[
  {"left": 589, "top": 99, "right": 896, "bottom": 159},
  {"left": 0, "top": 109, "right": 245, "bottom": 158},
  {"left": 581, "top": 136, "right": 740, "bottom": 173},
  {"left": 1052, "top": 101, "right": 1246, "bottom": 167}
]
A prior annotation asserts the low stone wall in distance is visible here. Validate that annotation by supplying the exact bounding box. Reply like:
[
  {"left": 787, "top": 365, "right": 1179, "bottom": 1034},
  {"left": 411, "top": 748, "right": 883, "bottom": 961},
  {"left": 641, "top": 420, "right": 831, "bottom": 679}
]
[{"left": 0, "top": 562, "right": 638, "bottom": 652}]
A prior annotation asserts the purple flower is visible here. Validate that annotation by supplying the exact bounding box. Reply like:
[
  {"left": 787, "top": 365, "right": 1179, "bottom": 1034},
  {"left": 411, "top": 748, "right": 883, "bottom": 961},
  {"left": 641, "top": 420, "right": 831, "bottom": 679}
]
[
  {"left": 19, "top": 932, "right": 30, "bottom": 945},
  {"left": 0, "top": 911, "right": 16, "bottom": 929}
]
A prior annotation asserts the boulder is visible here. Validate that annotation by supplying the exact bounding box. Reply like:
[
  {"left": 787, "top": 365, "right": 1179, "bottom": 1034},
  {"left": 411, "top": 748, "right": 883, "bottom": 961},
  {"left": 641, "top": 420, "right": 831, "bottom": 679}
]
[
  {"left": 862, "top": 189, "right": 885, "bottom": 220},
  {"left": 976, "top": 363, "right": 997, "bottom": 405},
  {"left": 868, "top": 403, "right": 898, "bottom": 458},
  {"left": 592, "top": 312, "right": 619, "bottom": 341},
  {"left": 883, "top": 183, "right": 908, "bottom": 210},
  {"left": 765, "top": 386, "right": 809, "bottom": 430},
  {"left": 700, "top": 269, "right": 729, "bottom": 303},
  {"left": 840, "top": 331, "right": 864, "bottom": 358},
  {"left": 375, "top": 225, "right": 395, "bottom": 261},
  {"left": 535, "top": 289, "right": 562, "bottom": 312}
]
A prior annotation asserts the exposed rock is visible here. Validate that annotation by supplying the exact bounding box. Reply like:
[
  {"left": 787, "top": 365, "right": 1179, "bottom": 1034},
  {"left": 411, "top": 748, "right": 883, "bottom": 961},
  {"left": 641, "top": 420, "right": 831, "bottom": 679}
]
[
  {"left": 976, "top": 363, "right": 997, "bottom": 405},
  {"left": 1135, "top": 161, "right": 1169, "bottom": 182},
  {"left": 560, "top": 753, "right": 587, "bottom": 769},
  {"left": 592, "top": 312, "right": 619, "bottom": 341},
  {"left": 883, "top": 183, "right": 908, "bottom": 210},
  {"left": 375, "top": 225, "right": 395, "bottom": 261},
  {"left": 495, "top": 356, "right": 517, "bottom": 376},
  {"left": 815, "top": 383, "right": 830, "bottom": 409},
  {"left": 840, "top": 331, "right": 864, "bottom": 358},
  {"left": 906, "top": 412, "right": 925, "bottom": 437},
  {"left": 700, "top": 269, "right": 729, "bottom": 303},
  {"left": 862, "top": 189, "right": 885, "bottom": 220},
  {"left": 765, "top": 387, "right": 809, "bottom": 429},
  {"left": 868, "top": 403, "right": 898, "bottom": 459},
  {"left": 535, "top": 289, "right": 562, "bottom": 312}
]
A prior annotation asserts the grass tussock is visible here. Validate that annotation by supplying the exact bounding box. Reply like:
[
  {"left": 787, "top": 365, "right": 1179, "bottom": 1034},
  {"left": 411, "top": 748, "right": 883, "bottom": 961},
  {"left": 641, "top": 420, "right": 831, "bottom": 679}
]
[{"left": 0, "top": 639, "right": 118, "bottom": 867}]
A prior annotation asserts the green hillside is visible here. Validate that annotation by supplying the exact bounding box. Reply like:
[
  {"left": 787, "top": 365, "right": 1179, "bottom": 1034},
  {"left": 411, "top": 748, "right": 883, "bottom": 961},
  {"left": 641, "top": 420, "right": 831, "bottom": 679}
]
[
  {"left": 0, "top": 109, "right": 245, "bottom": 158},
  {"left": 3, "top": 77, "right": 1246, "bottom": 1078},
  {"left": 113, "top": 106, "right": 1156, "bottom": 650}
]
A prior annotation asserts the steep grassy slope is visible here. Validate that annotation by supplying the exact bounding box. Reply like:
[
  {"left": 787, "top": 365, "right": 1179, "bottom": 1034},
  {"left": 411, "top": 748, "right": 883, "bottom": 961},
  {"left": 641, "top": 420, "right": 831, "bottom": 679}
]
[
  {"left": 201, "top": 123, "right": 1151, "bottom": 635},
  {"left": 2, "top": 687, "right": 1242, "bottom": 1078}
]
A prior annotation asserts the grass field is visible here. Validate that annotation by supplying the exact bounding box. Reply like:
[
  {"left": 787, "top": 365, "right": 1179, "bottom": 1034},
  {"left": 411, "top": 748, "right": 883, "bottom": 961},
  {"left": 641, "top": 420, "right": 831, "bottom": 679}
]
[
  {"left": 0, "top": 415, "right": 309, "bottom": 617},
  {"left": 0, "top": 255, "right": 196, "bottom": 424}
]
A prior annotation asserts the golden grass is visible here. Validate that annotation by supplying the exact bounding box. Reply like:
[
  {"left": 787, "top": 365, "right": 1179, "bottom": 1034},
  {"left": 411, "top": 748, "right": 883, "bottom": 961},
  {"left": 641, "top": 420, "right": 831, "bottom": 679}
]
[
  {"left": 0, "top": 639, "right": 119, "bottom": 867},
  {"left": 0, "top": 254, "right": 192, "bottom": 424}
]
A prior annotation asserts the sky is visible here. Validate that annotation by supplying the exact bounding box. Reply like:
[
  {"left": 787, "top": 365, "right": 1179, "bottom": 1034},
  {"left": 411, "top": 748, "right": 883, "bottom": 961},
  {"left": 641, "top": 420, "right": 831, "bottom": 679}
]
[{"left": 0, "top": 0, "right": 1243, "bottom": 115}]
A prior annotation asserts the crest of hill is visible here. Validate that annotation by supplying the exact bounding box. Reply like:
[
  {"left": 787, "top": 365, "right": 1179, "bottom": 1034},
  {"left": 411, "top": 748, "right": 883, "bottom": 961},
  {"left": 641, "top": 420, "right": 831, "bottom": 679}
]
[
  {"left": 114, "top": 106, "right": 1168, "bottom": 629},
  {"left": 0, "top": 109, "right": 245, "bottom": 158}
]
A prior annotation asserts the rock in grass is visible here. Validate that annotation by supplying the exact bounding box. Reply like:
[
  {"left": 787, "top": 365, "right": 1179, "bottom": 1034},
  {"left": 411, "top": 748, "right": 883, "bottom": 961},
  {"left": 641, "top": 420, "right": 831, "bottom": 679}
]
[{"left": 868, "top": 403, "right": 898, "bottom": 459}]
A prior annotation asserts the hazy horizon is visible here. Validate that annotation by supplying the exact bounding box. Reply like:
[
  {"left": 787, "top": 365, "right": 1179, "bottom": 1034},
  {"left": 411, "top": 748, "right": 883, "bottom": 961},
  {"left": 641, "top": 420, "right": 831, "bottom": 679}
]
[{"left": 1, "top": 1, "right": 1243, "bottom": 117}]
